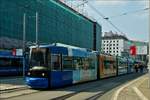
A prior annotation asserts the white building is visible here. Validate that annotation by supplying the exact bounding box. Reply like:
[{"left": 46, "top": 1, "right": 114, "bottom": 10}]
[
  {"left": 101, "top": 32, "right": 130, "bottom": 56},
  {"left": 101, "top": 32, "right": 149, "bottom": 63}
]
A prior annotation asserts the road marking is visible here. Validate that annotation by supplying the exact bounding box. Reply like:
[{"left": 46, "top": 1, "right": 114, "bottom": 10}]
[
  {"left": 132, "top": 86, "right": 149, "bottom": 100},
  {"left": 111, "top": 75, "right": 146, "bottom": 100}
]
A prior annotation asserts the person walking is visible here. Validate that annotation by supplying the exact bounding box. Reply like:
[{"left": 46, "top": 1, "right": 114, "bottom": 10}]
[
  {"left": 139, "top": 63, "right": 144, "bottom": 73},
  {"left": 134, "top": 64, "right": 138, "bottom": 73}
]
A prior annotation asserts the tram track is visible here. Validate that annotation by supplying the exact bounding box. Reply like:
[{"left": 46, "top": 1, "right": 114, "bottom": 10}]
[
  {"left": 50, "top": 80, "right": 120, "bottom": 99},
  {"left": 1, "top": 73, "right": 143, "bottom": 100},
  {"left": 50, "top": 80, "right": 116, "bottom": 100},
  {"left": 0, "top": 86, "right": 41, "bottom": 99},
  {"left": 0, "top": 86, "right": 29, "bottom": 94},
  {"left": 50, "top": 73, "right": 142, "bottom": 100}
]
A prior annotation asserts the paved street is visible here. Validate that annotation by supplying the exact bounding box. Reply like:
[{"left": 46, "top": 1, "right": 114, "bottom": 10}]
[
  {"left": 0, "top": 77, "right": 26, "bottom": 91},
  {"left": 1, "top": 73, "right": 149, "bottom": 100}
]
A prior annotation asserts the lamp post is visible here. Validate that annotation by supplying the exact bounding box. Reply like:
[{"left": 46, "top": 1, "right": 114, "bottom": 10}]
[
  {"left": 22, "top": 12, "right": 39, "bottom": 78},
  {"left": 148, "top": 0, "right": 150, "bottom": 88},
  {"left": 22, "top": 13, "right": 26, "bottom": 78},
  {"left": 35, "top": 12, "right": 38, "bottom": 45}
]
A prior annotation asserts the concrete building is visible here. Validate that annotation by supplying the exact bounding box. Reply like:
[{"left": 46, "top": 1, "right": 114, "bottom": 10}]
[
  {"left": 101, "top": 31, "right": 129, "bottom": 56},
  {"left": 101, "top": 31, "right": 149, "bottom": 63}
]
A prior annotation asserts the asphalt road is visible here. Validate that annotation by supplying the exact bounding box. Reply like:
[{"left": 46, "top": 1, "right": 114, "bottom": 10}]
[{"left": 3, "top": 73, "right": 145, "bottom": 100}]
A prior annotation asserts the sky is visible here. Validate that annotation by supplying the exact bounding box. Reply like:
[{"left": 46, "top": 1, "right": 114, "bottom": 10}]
[{"left": 64, "top": 0, "right": 149, "bottom": 42}]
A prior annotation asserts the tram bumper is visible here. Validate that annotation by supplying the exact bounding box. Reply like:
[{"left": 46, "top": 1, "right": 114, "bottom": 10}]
[{"left": 26, "top": 77, "right": 49, "bottom": 88}]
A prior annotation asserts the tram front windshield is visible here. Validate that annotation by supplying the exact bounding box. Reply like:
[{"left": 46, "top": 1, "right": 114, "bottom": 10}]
[{"left": 30, "top": 48, "right": 48, "bottom": 69}]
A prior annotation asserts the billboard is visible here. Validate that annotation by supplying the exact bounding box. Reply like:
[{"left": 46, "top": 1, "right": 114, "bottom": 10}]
[
  {"left": 136, "top": 46, "right": 147, "bottom": 55},
  {"left": 130, "top": 46, "right": 136, "bottom": 56}
]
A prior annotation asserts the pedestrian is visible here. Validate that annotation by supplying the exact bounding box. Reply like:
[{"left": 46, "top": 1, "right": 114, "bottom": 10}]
[
  {"left": 134, "top": 64, "right": 138, "bottom": 73},
  {"left": 139, "top": 63, "right": 144, "bottom": 73}
]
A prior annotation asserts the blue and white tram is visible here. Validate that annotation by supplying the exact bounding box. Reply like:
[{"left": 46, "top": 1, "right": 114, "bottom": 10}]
[{"left": 26, "top": 44, "right": 97, "bottom": 88}]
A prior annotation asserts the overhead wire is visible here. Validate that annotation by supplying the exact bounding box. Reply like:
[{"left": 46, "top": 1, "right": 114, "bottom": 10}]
[
  {"left": 64, "top": 0, "right": 149, "bottom": 36},
  {"left": 105, "top": 7, "right": 150, "bottom": 19},
  {"left": 86, "top": 1, "right": 125, "bottom": 35}
]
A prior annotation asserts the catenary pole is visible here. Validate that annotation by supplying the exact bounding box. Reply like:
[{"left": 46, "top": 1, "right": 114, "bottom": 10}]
[
  {"left": 23, "top": 13, "right": 26, "bottom": 78},
  {"left": 148, "top": 0, "right": 150, "bottom": 88},
  {"left": 36, "top": 12, "right": 38, "bottom": 45}
]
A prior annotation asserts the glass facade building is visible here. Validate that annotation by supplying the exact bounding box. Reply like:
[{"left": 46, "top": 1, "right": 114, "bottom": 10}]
[{"left": 0, "top": 0, "right": 101, "bottom": 51}]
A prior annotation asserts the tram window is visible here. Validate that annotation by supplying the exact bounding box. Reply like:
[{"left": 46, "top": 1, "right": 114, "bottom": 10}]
[
  {"left": 51, "top": 54, "right": 61, "bottom": 70},
  {"left": 0, "top": 58, "right": 11, "bottom": 67},
  {"left": 104, "top": 61, "right": 114, "bottom": 69},
  {"left": 0, "top": 58, "right": 22, "bottom": 67},
  {"left": 63, "top": 56, "right": 73, "bottom": 70},
  {"left": 89, "top": 58, "right": 96, "bottom": 69},
  {"left": 30, "top": 48, "right": 47, "bottom": 67},
  {"left": 73, "top": 57, "right": 83, "bottom": 70},
  {"left": 82, "top": 58, "right": 89, "bottom": 70},
  {"left": 11, "top": 58, "right": 23, "bottom": 67}
]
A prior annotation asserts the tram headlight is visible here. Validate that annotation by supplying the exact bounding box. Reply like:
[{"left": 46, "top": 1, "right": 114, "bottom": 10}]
[
  {"left": 28, "top": 72, "right": 31, "bottom": 75},
  {"left": 42, "top": 73, "right": 45, "bottom": 76}
]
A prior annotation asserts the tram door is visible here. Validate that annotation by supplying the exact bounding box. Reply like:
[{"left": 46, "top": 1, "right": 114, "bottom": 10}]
[
  {"left": 46, "top": 49, "right": 51, "bottom": 88},
  {"left": 50, "top": 54, "right": 61, "bottom": 87}
]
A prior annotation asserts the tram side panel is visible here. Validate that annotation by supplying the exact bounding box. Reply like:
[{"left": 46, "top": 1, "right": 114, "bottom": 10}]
[
  {"left": 71, "top": 50, "right": 97, "bottom": 84},
  {"left": 48, "top": 47, "right": 73, "bottom": 88},
  {"left": 117, "top": 56, "right": 128, "bottom": 75},
  {"left": 127, "top": 58, "right": 135, "bottom": 74},
  {"left": 98, "top": 55, "right": 117, "bottom": 79}
]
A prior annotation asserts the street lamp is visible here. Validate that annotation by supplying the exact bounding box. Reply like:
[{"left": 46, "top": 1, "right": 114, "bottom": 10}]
[
  {"left": 22, "top": 12, "right": 39, "bottom": 78},
  {"left": 35, "top": 12, "right": 39, "bottom": 45},
  {"left": 148, "top": 0, "right": 150, "bottom": 88},
  {"left": 22, "top": 13, "right": 26, "bottom": 78}
]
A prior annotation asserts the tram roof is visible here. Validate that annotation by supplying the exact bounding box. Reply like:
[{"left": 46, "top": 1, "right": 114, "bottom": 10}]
[{"left": 29, "top": 44, "right": 95, "bottom": 57}]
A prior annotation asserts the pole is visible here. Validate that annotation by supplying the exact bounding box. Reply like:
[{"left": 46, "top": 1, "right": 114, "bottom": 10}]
[
  {"left": 36, "top": 12, "right": 38, "bottom": 45},
  {"left": 148, "top": 0, "right": 150, "bottom": 89},
  {"left": 23, "top": 13, "right": 26, "bottom": 78},
  {"left": 23, "top": 13, "right": 26, "bottom": 53}
]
